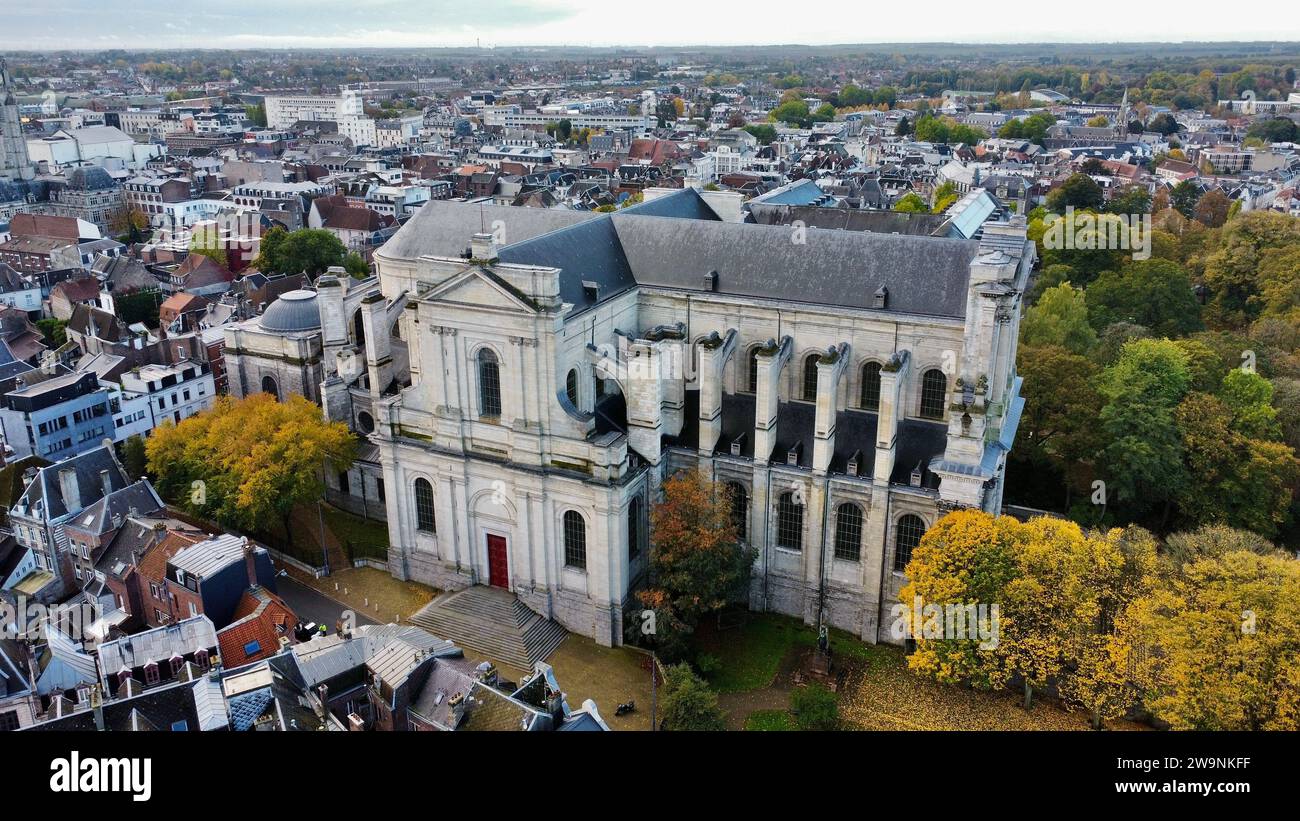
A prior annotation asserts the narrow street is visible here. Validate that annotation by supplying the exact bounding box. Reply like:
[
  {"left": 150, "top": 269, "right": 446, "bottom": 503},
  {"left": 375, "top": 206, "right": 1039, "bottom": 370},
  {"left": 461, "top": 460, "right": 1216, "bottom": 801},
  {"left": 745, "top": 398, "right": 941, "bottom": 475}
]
[{"left": 276, "top": 574, "right": 377, "bottom": 631}]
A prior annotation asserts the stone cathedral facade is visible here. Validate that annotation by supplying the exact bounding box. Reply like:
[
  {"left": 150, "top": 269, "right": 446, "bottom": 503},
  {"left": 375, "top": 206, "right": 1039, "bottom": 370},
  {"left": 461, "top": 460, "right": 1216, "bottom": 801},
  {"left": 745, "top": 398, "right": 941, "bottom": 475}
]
[{"left": 313, "top": 187, "right": 1032, "bottom": 647}]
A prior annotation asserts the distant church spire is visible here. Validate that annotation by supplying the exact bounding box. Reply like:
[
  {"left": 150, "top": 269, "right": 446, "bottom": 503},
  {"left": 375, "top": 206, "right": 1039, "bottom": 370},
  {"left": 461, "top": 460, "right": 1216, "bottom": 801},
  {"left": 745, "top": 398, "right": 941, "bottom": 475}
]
[{"left": 1, "top": 53, "right": 36, "bottom": 181}]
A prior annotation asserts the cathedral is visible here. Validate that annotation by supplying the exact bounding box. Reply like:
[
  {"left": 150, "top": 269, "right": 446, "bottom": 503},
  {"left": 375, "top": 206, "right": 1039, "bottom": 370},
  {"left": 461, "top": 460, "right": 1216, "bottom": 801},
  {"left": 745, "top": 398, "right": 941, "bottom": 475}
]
[
  {"left": 304, "top": 187, "right": 1031, "bottom": 647},
  {"left": 1, "top": 57, "right": 35, "bottom": 183}
]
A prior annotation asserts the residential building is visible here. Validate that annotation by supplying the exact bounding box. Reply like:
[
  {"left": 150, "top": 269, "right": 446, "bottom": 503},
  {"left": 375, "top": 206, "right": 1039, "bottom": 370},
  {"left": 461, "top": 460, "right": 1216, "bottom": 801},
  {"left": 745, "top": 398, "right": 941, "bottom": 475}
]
[{"left": 118, "top": 359, "right": 215, "bottom": 427}]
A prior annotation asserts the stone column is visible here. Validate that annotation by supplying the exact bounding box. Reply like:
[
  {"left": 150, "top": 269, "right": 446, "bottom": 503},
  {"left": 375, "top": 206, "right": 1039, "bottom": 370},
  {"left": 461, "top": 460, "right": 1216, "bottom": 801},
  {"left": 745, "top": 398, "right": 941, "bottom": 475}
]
[
  {"left": 812, "top": 343, "right": 850, "bottom": 475},
  {"left": 873, "top": 350, "right": 910, "bottom": 485},
  {"left": 360, "top": 291, "right": 393, "bottom": 400},
  {"left": 753, "top": 337, "right": 792, "bottom": 465},
  {"left": 624, "top": 340, "right": 663, "bottom": 464},
  {"left": 697, "top": 329, "right": 737, "bottom": 456}
]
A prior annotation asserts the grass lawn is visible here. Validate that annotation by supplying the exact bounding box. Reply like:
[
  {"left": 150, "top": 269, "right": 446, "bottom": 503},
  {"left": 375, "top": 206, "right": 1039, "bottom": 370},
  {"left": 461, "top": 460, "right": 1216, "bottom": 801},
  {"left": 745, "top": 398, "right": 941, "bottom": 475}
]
[
  {"left": 694, "top": 611, "right": 887, "bottom": 693},
  {"left": 744, "top": 709, "right": 796, "bottom": 731},
  {"left": 320, "top": 505, "right": 389, "bottom": 551},
  {"left": 697, "top": 611, "right": 1145, "bottom": 732}
]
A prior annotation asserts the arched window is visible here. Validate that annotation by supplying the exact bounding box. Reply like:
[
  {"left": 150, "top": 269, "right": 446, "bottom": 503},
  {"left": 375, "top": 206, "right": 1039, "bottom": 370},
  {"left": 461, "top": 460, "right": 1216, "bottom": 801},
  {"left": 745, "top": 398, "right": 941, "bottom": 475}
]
[
  {"left": 727, "top": 482, "right": 748, "bottom": 541},
  {"left": 834, "top": 503, "right": 863, "bottom": 561},
  {"left": 413, "top": 478, "right": 436, "bottom": 533},
  {"left": 260, "top": 375, "right": 279, "bottom": 401},
  {"left": 802, "top": 354, "right": 820, "bottom": 401},
  {"left": 563, "top": 510, "right": 587, "bottom": 569},
  {"left": 776, "top": 491, "right": 803, "bottom": 551},
  {"left": 920, "top": 369, "right": 947, "bottom": 420},
  {"left": 627, "top": 497, "right": 641, "bottom": 560},
  {"left": 894, "top": 514, "right": 925, "bottom": 572},
  {"left": 565, "top": 368, "right": 579, "bottom": 407},
  {"left": 352, "top": 308, "right": 366, "bottom": 347},
  {"left": 861, "top": 362, "right": 882, "bottom": 411},
  {"left": 478, "top": 349, "right": 502, "bottom": 417},
  {"left": 747, "top": 347, "right": 760, "bottom": 393}
]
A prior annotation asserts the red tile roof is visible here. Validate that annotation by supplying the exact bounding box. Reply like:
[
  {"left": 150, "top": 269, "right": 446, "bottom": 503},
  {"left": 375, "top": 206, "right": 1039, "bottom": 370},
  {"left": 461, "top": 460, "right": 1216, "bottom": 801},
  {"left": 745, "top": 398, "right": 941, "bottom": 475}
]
[
  {"left": 137, "top": 530, "right": 206, "bottom": 588},
  {"left": 217, "top": 587, "right": 298, "bottom": 666}
]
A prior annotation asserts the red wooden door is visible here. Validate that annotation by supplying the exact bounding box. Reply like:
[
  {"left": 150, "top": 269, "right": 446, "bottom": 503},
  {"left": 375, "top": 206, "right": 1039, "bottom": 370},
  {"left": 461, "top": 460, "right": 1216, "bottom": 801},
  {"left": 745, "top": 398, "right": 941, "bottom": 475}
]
[{"left": 487, "top": 535, "right": 509, "bottom": 589}]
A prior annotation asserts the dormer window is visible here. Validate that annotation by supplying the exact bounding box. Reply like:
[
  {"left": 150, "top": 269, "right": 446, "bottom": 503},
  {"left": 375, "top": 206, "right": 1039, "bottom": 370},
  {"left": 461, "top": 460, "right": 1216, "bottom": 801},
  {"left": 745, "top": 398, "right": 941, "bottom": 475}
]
[
  {"left": 872, "top": 285, "right": 888, "bottom": 310},
  {"left": 144, "top": 662, "right": 160, "bottom": 685}
]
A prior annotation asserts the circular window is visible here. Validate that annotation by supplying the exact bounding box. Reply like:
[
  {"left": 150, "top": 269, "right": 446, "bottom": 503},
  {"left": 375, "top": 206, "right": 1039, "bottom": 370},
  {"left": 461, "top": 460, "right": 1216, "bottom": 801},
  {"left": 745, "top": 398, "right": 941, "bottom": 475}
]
[{"left": 357, "top": 411, "right": 375, "bottom": 434}]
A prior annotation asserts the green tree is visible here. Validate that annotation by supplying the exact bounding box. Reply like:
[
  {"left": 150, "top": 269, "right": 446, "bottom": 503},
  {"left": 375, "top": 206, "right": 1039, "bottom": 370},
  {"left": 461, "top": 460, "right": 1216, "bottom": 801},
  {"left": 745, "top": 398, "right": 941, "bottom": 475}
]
[
  {"left": 1085, "top": 259, "right": 1203, "bottom": 338},
  {"left": 1175, "top": 392, "right": 1298, "bottom": 536},
  {"left": 1097, "top": 339, "right": 1192, "bottom": 523},
  {"left": 121, "top": 434, "right": 148, "bottom": 481},
  {"left": 1046, "top": 173, "right": 1104, "bottom": 212},
  {"left": 36, "top": 317, "right": 67, "bottom": 348},
  {"left": 1169, "top": 180, "right": 1202, "bottom": 219},
  {"left": 1203, "top": 212, "right": 1300, "bottom": 326},
  {"left": 1105, "top": 185, "right": 1151, "bottom": 216},
  {"left": 659, "top": 664, "right": 726, "bottom": 731},
  {"left": 342, "top": 251, "right": 370, "bottom": 278},
  {"left": 892, "top": 192, "right": 928, "bottom": 213},
  {"left": 743, "top": 124, "right": 776, "bottom": 145},
  {"left": 1219, "top": 369, "right": 1283, "bottom": 441},
  {"left": 1015, "top": 345, "right": 1104, "bottom": 506},
  {"left": 791, "top": 683, "right": 839, "bottom": 730},
  {"left": 769, "top": 99, "right": 810, "bottom": 127},
  {"left": 116, "top": 290, "right": 162, "bottom": 328},
  {"left": 254, "top": 227, "right": 349, "bottom": 279},
  {"left": 997, "top": 111, "right": 1056, "bottom": 145},
  {"left": 1020, "top": 283, "right": 1097, "bottom": 355}
]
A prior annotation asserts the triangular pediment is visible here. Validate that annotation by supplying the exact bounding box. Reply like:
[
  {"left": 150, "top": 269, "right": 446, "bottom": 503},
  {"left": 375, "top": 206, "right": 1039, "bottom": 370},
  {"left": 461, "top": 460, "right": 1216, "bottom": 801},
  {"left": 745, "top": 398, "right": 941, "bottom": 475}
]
[{"left": 423, "top": 266, "right": 537, "bottom": 312}]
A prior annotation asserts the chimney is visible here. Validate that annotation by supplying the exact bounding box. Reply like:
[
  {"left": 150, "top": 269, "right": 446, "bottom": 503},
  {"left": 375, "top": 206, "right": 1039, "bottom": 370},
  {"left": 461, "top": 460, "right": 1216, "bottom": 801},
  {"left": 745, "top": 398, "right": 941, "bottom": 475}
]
[
  {"left": 242, "top": 538, "right": 258, "bottom": 588},
  {"left": 99, "top": 469, "right": 112, "bottom": 498},
  {"left": 470, "top": 231, "right": 497, "bottom": 260},
  {"left": 545, "top": 687, "right": 565, "bottom": 724},
  {"left": 91, "top": 685, "right": 105, "bottom": 732},
  {"left": 58, "top": 469, "right": 81, "bottom": 514}
]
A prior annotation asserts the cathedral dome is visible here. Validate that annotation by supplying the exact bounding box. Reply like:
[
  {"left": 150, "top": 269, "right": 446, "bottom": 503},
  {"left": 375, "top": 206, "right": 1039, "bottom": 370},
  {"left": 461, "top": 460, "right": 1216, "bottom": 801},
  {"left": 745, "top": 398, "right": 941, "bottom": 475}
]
[{"left": 258, "top": 289, "right": 321, "bottom": 333}]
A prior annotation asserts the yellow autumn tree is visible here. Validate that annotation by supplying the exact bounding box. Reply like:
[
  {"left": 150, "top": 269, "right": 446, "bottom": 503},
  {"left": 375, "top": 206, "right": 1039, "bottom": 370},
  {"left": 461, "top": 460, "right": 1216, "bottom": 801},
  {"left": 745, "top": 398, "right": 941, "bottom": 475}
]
[
  {"left": 897, "top": 509, "right": 1020, "bottom": 688},
  {"left": 994, "top": 516, "right": 1099, "bottom": 709},
  {"left": 146, "top": 393, "right": 357, "bottom": 538},
  {"left": 1057, "top": 526, "right": 1158, "bottom": 728},
  {"left": 1124, "top": 549, "right": 1300, "bottom": 730}
]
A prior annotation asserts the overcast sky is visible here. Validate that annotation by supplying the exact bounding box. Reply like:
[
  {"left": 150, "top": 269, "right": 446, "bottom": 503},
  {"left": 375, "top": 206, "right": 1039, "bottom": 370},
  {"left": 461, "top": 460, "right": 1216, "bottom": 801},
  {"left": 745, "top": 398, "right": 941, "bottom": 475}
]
[{"left": 2, "top": 0, "right": 1298, "bottom": 50}]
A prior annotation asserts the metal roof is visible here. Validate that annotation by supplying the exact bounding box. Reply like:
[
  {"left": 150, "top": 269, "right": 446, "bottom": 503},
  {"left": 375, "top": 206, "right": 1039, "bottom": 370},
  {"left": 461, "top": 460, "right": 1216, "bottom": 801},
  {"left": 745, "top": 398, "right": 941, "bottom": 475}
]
[
  {"left": 258, "top": 289, "right": 321, "bottom": 333},
  {"left": 169, "top": 534, "right": 250, "bottom": 579}
]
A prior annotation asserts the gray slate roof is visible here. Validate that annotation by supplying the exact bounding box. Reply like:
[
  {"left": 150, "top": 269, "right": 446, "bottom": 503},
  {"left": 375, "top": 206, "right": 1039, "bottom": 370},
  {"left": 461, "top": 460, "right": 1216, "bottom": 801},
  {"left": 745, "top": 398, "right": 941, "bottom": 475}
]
[
  {"left": 13, "top": 444, "right": 130, "bottom": 523},
  {"left": 609, "top": 214, "right": 979, "bottom": 318},
  {"left": 382, "top": 188, "right": 986, "bottom": 319},
  {"left": 380, "top": 200, "right": 595, "bottom": 261}
]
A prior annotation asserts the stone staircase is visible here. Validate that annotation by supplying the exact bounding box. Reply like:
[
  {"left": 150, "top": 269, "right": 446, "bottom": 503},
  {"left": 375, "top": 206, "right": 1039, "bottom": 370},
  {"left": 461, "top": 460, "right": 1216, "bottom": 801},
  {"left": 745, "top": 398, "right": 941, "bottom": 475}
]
[{"left": 408, "top": 586, "right": 568, "bottom": 671}]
